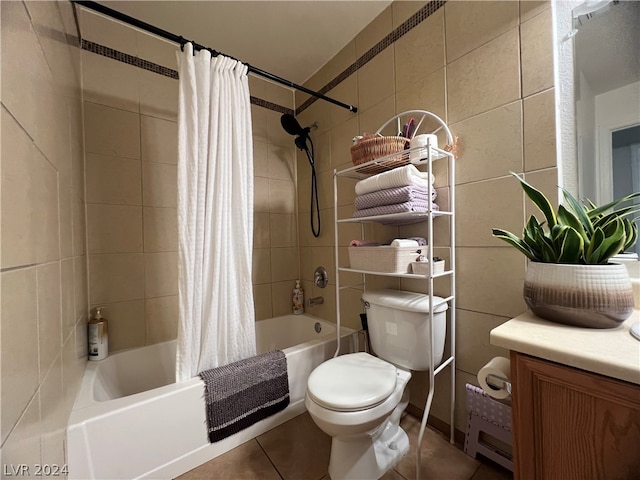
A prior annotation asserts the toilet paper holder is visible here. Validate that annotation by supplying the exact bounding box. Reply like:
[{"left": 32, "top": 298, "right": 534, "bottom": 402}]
[{"left": 485, "top": 374, "right": 512, "bottom": 395}]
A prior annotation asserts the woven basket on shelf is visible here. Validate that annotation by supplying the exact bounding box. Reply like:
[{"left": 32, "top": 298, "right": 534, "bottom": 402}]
[{"left": 350, "top": 136, "right": 409, "bottom": 174}]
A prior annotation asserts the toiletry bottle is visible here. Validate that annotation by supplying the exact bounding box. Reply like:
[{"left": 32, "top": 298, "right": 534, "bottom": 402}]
[
  {"left": 88, "top": 307, "right": 109, "bottom": 361},
  {"left": 292, "top": 280, "right": 304, "bottom": 315}
]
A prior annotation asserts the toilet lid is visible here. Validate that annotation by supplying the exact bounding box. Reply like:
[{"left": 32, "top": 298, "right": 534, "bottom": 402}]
[{"left": 307, "top": 353, "right": 398, "bottom": 411}]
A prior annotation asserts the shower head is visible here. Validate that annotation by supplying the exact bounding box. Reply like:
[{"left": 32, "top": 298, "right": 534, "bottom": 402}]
[{"left": 280, "top": 114, "right": 307, "bottom": 137}]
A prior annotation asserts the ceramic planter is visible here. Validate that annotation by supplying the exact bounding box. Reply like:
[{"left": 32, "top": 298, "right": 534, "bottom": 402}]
[{"left": 523, "top": 262, "right": 634, "bottom": 328}]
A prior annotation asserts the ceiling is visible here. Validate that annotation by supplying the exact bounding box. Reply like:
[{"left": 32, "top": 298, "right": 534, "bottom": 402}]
[{"left": 98, "top": 1, "right": 392, "bottom": 85}]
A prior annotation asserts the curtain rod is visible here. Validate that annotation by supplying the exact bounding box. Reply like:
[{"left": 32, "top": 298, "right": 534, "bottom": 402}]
[{"left": 72, "top": 0, "right": 358, "bottom": 113}]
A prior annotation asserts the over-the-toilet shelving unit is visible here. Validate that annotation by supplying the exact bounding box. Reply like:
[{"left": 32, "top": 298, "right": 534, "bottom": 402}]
[{"left": 333, "top": 110, "right": 456, "bottom": 477}]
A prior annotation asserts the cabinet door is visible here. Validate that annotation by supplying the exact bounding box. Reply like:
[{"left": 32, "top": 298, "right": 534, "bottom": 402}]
[{"left": 511, "top": 352, "right": 640, "bottom": 480}]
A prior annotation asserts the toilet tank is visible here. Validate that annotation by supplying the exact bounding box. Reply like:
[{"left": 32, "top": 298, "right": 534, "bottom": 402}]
[{"left": 362, "top": 289, "right": 447, "bottom": 371}]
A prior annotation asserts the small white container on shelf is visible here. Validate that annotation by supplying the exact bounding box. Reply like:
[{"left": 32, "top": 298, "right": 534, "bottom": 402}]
[
  {"left": 410, "top": 259, "right": 445, "bottom": 276},
  {"left": 348, "top": 245, "right": 422, "bottom": 273}
]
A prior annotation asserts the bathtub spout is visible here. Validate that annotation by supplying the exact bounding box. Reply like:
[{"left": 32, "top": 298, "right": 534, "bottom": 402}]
[{"left": 308, "top": 296, "right": 324, "bottom": 307}]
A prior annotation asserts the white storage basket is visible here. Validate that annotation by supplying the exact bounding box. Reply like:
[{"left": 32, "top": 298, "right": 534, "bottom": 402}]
[{"left": 348, "top": 245, "right": 422, "bottom": 273}]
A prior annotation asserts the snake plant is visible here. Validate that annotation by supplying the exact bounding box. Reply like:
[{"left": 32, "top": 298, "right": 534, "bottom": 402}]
[{"left": 492, "top": 173, "right": 640, "bottom": 265}]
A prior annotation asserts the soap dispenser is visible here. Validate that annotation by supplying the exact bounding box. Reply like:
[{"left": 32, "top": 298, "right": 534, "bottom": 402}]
[
  {"left": 88, "top": 307, "right": 109, "bottom": 361},
  {"left": 292, "top": 280, "right": 304, "bottom": 315}
]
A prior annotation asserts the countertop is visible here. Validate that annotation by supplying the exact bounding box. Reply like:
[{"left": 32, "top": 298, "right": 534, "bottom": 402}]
[{"left": 490, "top": 310, "right": 640, "bottom": 385}]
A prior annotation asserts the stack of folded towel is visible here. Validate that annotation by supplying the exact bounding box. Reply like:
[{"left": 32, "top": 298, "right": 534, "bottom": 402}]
[{"left": 353, "top": 165, "right": 438, "bottom": 220}]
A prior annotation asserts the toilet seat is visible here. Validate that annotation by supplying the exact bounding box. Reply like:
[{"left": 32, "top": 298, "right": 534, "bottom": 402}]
[{"left": 307, "top": 353, "right": 398, "bottom": 412}]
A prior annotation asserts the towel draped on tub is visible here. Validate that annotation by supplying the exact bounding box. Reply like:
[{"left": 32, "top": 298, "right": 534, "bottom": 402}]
[{"left": 199, "top": 350, "right": 289, "bottom": 443}]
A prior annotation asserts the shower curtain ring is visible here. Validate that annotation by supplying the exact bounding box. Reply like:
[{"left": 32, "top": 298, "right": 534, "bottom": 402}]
[{"left": 178, "top": 36, "right": 187, "bottom": 51}]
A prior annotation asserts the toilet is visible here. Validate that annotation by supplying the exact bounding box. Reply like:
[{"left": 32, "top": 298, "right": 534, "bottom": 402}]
[{"left": 305, "top": 289, "right": 448, "bottom": 480}]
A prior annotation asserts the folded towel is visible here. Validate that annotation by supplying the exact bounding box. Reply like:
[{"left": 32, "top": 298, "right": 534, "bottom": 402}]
[
  {"left": 355, "top": 165, "right": 435, "bottom": 196},
  {"left": 408, "top": 236, "right": 427, "bottom": 246},
  {"left": 390, "top": 239, "right": 420, "bottom": 248},
  {"left": 349, "top": 240, "right": 384, "bottom": 247},
  {"left": 353, "top": 201, "right": 439, "bottom": 219},
  {"left": 199, "top": 350, "right": 289, "bottom": 443},
  {"left": 354, "top": 185, "right": 437, "bottom": 210}
]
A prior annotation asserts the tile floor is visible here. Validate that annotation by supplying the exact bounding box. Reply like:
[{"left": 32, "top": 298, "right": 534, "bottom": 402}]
[{"left": 176, "top": 412, "right": 513, "bottom": 480}]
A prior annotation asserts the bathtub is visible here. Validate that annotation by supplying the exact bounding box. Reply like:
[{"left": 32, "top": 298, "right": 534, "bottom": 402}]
[{"left": 67, "top": 314, "right": 356, "bottom": 480}]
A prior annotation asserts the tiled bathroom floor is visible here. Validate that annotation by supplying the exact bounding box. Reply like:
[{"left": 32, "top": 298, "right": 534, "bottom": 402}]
[{"left": 176, "top": 412, "right": 513, "bottom": 480}]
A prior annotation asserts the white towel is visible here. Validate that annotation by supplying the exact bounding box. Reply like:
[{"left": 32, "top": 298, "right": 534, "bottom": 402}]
[
  {"left": 390, "top": 239, "right": 420, "bottom": 248},
  {"left": 355, "top": 165, "right": 435, "bottom": 196}
]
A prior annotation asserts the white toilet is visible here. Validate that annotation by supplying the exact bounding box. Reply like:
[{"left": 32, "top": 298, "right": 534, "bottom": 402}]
[{"left": 305, "top": 289, "right": 448, "bottom": 480}]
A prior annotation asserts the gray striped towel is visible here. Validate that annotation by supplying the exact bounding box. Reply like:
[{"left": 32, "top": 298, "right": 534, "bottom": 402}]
[
  {"left": 199, "top": 350, "right": 289, "bottom": 443},
  {"left": 354, "top": 185, "right": 436, "bottom": 210}
]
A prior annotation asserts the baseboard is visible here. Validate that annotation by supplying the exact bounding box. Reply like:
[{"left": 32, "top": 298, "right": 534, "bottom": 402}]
[{"left": 405, "top": 403, "right": 466, "bottom": 447}]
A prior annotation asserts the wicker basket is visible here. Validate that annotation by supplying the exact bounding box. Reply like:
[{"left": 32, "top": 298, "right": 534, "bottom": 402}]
[{"left": 350, "top": 136, "right": 410, "bottom": 174}]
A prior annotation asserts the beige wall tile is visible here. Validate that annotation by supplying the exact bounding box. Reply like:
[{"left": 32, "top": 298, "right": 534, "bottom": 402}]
[
  {"left": 356, "top": 5, "right": 392, "bottom": 57},
  {"left": 144, "top": 252, "right": 178, "bottom": 298},
  {"left": 269, "top": 179, "right": 296, "bottom": 214},
  {"left": 34, "top": 148, "right": 60, "bottom": 264},
  {"left": 395, "top": 8, "right": 445, "bottom": 92},
  {"left": 310, "top": 131, "right": 331, "bottom": 174},
  {"left": 143, "top": 207, "right": 178, "bottom": 252},
  {"left": 1, "top": 391, "right": 42, "bottom": 469},
  {"left": 357, "top": 47, "right": 395, "bottom": 113},
  {"left": 37, "top": 263, "right": 62, "bottom": 381},
  {"left": 89, "top": 253, "right": 145, "bottom": 304},
  {"left": 84, "top": 102, "right": 141, "bottom": 158},
  {"left": 146, "top": 295, "right": 178, "bottom": 344},
  {"left": 60, "top": 258, "right": 76, "bottom": 341},
  {"left": 524, "top": 167, "right": 560, "bottom": 220},
  {"left": 74, "top": 256, "right": 89, "bottom": 324},
  {"left": 253, "top": 248, "right": 272, "bottom": 285},
  {"left": 271, "top": 247, "right": 300, "bottom": 283},
  {"left": 254, "top": 141, "right": 269, "bottom": 178},
  {"left": 524, "top": 88, "right": 557, "bottom": 171},
  {"left": 455, "top": 309, "right": 511, "bottom": 375},
  {"left": 307, "top": 284, "right": 336, "bottom": 322},
  {"left": 254, "top": 212, "right": 271, "bottom": 248},
  {"left": 142, "top": 161, "right": 177, "bottom": 208},
  {"left": 79, "top": 9, "right": 137, "bottom": 56},
  {"left": 255, "top": 177, "right": 271, "bottom": 213},
  {"left": 330, "top": 116, "right": 359, "bottom": 171},
  {"left": 72, "top": 194, "right": 87, "bottom": 257},
  {"left": 1, "top": 268, "right": 39, "bottom": 443},
  {"left": 456, "top": 176, "right": 525, "bottom": 247},
  {"left": 392, "top": 1, "right": 426, "bottom": 28},
  {"left": 447, "top": 28, "right": 521, "bottom": 123},
  {"left": 86, "top": 154, "right": 142, "bottom": 205},
  {"left": 98, "top": 300, "right": 146, "bottom": 352},
  {"left": 39, "top": 355, "right": 65, "bottom": 467},
  {"left": 253, "top": 284, "right": 273, "bottom": 321},
  {"left": 251, "top": 105, "right": 268, "bottom": 144},
  {"left": 357, "top": 95, "right": 396, "bottom": 137},
  {"left": 1, "top": 1, "right": 49, "bottom": 138},
  {"left": 520, "top": 0, "right": 551, "bottom": 23},
  {"left": 396, "top": 68, "right": 446, "bottom": 131},
  {"left": 266, "top": 109, "right": 293, "bottom": 148},
  {"left": 268, "top": 144, "right": 296, "bottom": 181},
  {"left": 328, "top": 75, "right": 359, "bottom": 129},
  {"left": 87, "top": 204, "right": 143, "bottom": 254},
  {"left": 270, "top": 214, "right": 298, "bottom": 248},
  {"left": 521, "top": 8, "right": 554, "bottom": 97},
  {"left": 445, "top": 1, "right": 519, "bottom": 62},
  {"left": 452, "top": 101, "right": 523, "bottom": 185},
  {"left": 137, "top": 32, "right": 177, "bottom": 70},
  {"left": 139, "top": 70, "right": 178, "bottom": 121},
  {"left": 58, "top": 174, "right": 74, "bottom": 260},
  {"left": 339, "top": 287, "right": 366, "bottom": 331},
  {"left": 81, "top": 52, "right": 139, "bottom": 112},
  {"left": 1, "top": 109, "right": 37, "bottom": 268},
  {"left": 141, "top": 115, "right": 178, "bottom": 165},
  {"left": 456, "top": 247, "right": 527, "bottom": 318},
  {"left": 271, "top": 281, "right": 296, "bottom": 317},
  {"left": 263, "top": 81, "right": 294, "bottom": 110}
]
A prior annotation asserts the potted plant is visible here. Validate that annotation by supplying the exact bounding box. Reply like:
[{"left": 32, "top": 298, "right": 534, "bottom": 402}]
[{"left": 493, "top": 172, "right": 639, "bottom": 328}]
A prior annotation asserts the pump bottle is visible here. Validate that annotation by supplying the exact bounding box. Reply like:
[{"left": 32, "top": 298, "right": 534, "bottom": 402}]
[
  {"left": 292, "top": 280, "right": 304, "bottom": 315},
  {"left": 88, "top": 307, "right": 109, "bottom": 361}
]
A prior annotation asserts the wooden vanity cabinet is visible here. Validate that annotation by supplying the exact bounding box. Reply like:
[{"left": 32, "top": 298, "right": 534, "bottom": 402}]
[{"left": 511, "top": 351, "right": 640, "bottom": 480}]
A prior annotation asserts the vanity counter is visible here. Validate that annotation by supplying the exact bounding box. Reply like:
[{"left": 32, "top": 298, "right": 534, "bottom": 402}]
[{"left": 490, "top": 310, "right": 640, "bottom": 385}]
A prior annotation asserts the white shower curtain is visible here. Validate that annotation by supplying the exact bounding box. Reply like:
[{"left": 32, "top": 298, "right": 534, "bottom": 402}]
[{"left": 176, "top": 43, "right": 256, "bottom": 382}]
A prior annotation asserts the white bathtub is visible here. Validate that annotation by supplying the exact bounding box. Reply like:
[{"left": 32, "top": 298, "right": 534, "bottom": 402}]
[{"left": 67, "top": 314, "right": 356, "bottom": 480}]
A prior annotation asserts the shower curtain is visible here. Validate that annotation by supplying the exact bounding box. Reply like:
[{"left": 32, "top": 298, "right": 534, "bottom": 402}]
[{"left": 176, "top": 43, "right": 256, "bottom": 382}]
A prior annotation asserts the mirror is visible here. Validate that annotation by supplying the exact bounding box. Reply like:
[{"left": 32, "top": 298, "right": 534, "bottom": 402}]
[{"left": 553, "top": 0, "right": 640, "bottom": 256}]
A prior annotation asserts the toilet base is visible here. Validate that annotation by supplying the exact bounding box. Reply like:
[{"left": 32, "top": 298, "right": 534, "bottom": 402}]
[{"left": 328, "top": 423, "right": 409, "bottom": 480}]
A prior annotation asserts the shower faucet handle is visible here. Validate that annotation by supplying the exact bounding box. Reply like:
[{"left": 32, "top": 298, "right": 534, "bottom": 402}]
[{"left": 314, "top": 266, "right": 328, "bottom": 288}]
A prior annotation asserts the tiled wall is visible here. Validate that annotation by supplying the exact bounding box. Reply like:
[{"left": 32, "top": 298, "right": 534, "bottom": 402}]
[
  {"left": 295, "top": 0, "right": 558, "bottom": 432},
  {"left": 80, "top": 10, "right": 298, "bottom": 351},
  {"left": 1, "top": 0, "right": 88, "bottom": 470}
]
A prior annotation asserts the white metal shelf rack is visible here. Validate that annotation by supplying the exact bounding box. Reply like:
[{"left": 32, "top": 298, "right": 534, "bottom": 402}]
[{"left": 332, "top": 110, "right": 456, "bottom": 479}]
